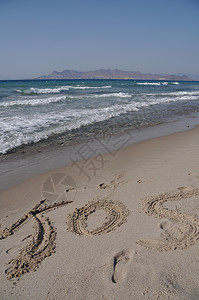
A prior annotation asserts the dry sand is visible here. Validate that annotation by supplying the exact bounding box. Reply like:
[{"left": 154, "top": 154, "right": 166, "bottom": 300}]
[{"left": 1, "top": 126, "right": 199, "bottom": 299}]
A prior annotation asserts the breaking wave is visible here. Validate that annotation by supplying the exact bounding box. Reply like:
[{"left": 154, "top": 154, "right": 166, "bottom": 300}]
[
  {"left": 137, "top": 82, "right": 179, "bottom": 86},
  {"left": 0, "top": 93, "right": 131, "bottom": 107},
  {"left": 0, "top": 103, "right": 139, "bottom": 154},
  {"left": 16, "top": 85, "right": 112, "bottom": 94},
  {"left": 0, "top": 96, "right": 66, "bottom": 107}
]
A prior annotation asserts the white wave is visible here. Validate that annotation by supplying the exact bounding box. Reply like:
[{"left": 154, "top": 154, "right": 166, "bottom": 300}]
[
  {"left": 137, "top": 81, "right": 179, "bottom": 86},
  {"left": 66, "top": 92, "right": 132, "bottom": 99},
  {"left": 92, "top": 92, "right": 131, "bottom": 98},
  {"left": 163, "top": 91, "right": 199, "bottom": 97},
  {"left": 0, "top": 92, "right": 131, "bottom": 108},
  {"left": 0, "top": 102, "right": 138, "bottom": 154},
  {"left": 0, "top": 96, "right": 66, "bottom": 107},
  {"left": 20, "top": 85, "right": 112, "bottom": 94},
  {"left": 137, "top": 82, "right": 161, "bottom": 86},
  {"left": 69, "top": 85, "right": 112, "bottom": 90},
  {"left": 146, "top": 95, "right": 199, "bottom": 105},
  {"left": 29, "top": 87, "right": 69, "bottom": 94},
  {"left": 175, "top": 95, "right": 199, "bottom": 101},
  {"left": 146, "top": 90, "right": 199, "bottom": 97},
  {"left": 174, "top": 91, "right": 199, "bottom": 96}
]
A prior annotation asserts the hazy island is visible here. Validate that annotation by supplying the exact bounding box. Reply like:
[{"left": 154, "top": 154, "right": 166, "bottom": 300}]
[{"left": 37, "top": 68, "right": 192, "bottom": 81}]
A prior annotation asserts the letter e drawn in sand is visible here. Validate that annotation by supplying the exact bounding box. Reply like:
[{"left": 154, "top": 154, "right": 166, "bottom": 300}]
[
  {"left": 1, "top": 199, "right": 73, "bottom": 280},
  {"left": 137, "top": 187, "right": 199, "bottom": 251},
  {"left": 67, "top": 198, "right": 130, "bottom": 236}
]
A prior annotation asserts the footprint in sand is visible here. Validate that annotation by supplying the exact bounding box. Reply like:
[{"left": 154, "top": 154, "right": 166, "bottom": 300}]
[
  {"left": 188, "top": 172, "right": 199, "bottom": 179},
  {"left": 112, "top": 249, "right": 134, "bottom": 283},
  {"left": 98, "top": 173, "right": 126, "bottom": 190}
]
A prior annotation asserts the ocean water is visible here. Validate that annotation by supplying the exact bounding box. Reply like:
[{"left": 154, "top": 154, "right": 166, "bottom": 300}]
[{"left": 0, "top": 79, "right": 199, "bottom": 155}]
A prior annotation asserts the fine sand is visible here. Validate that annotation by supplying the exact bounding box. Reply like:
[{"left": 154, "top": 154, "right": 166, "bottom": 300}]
[{"left": 1, "top": 125, "right": 199, "bottom": 299}]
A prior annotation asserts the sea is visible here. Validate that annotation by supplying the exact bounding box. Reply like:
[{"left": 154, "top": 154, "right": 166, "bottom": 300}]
[{"left": 1, "top": 79, "right": 199, "bottom": 156}]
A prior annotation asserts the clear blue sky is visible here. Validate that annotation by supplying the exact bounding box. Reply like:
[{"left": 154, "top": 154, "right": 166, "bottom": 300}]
[{"left": 0, "top": 0, "right": 199, "bottom": 79}]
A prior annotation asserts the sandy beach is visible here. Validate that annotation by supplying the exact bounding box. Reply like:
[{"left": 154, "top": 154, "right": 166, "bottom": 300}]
[
  {"left": 1, "top": 125, "right": 199, "bottom": 299},
  {"left": 1, "top": 0, "right": 199, "bottom": 298}
]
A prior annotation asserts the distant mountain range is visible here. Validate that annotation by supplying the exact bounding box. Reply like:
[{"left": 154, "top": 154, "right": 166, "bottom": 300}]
[
  {"left": 178, "top": 73, "right": 199, "bottom": 81},
  {"left": 37, "top": 69, "right": 193, "bottom": 81}
]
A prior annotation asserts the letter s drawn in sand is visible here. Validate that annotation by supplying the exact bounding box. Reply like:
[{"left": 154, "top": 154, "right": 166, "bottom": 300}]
[{"left": 137, "top": 187, "right": 199, "bottom": 251}]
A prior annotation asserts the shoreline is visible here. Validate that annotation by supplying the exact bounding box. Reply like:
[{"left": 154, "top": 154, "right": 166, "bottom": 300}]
[
  {"left": 0, "top": 112, "right": 199, "bottom": 193},
  {"left": 1, "top": 117, "right": 199, "bottom": 299}
]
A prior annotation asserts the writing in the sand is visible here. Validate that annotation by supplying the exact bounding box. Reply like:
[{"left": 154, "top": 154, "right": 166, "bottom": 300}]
[{"left": 1, "top": 186, "right": 199, "bottom": 281}]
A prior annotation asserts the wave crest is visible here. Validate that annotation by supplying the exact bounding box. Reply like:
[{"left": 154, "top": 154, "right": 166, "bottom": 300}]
[
  {"left": 16, "top": 85, "right": 112, "bottom": 95},
  {"left": 137, "top": 81, "right": 179, "bottom": 86},
  {"left": 0, "top": 96, "right": 66, "bottom": 107}
]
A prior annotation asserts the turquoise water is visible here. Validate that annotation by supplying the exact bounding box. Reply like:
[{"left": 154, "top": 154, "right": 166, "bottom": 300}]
[{"left": 0, "top": 79, "right": 199, "bottom": 154}]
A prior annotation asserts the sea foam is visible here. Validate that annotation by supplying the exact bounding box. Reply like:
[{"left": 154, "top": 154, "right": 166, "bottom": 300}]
[
  {"left": 18, "top": 85, "right": 112, "bottom": 94},
  {"left": 0, "top": 96, "right": 66, "bottom": 107},
  {"left": 137, "top": 82, "right": 179, "bottom": 86},
  {"left": 0, "top": 102, "right": 139, "bottom": 154}
]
